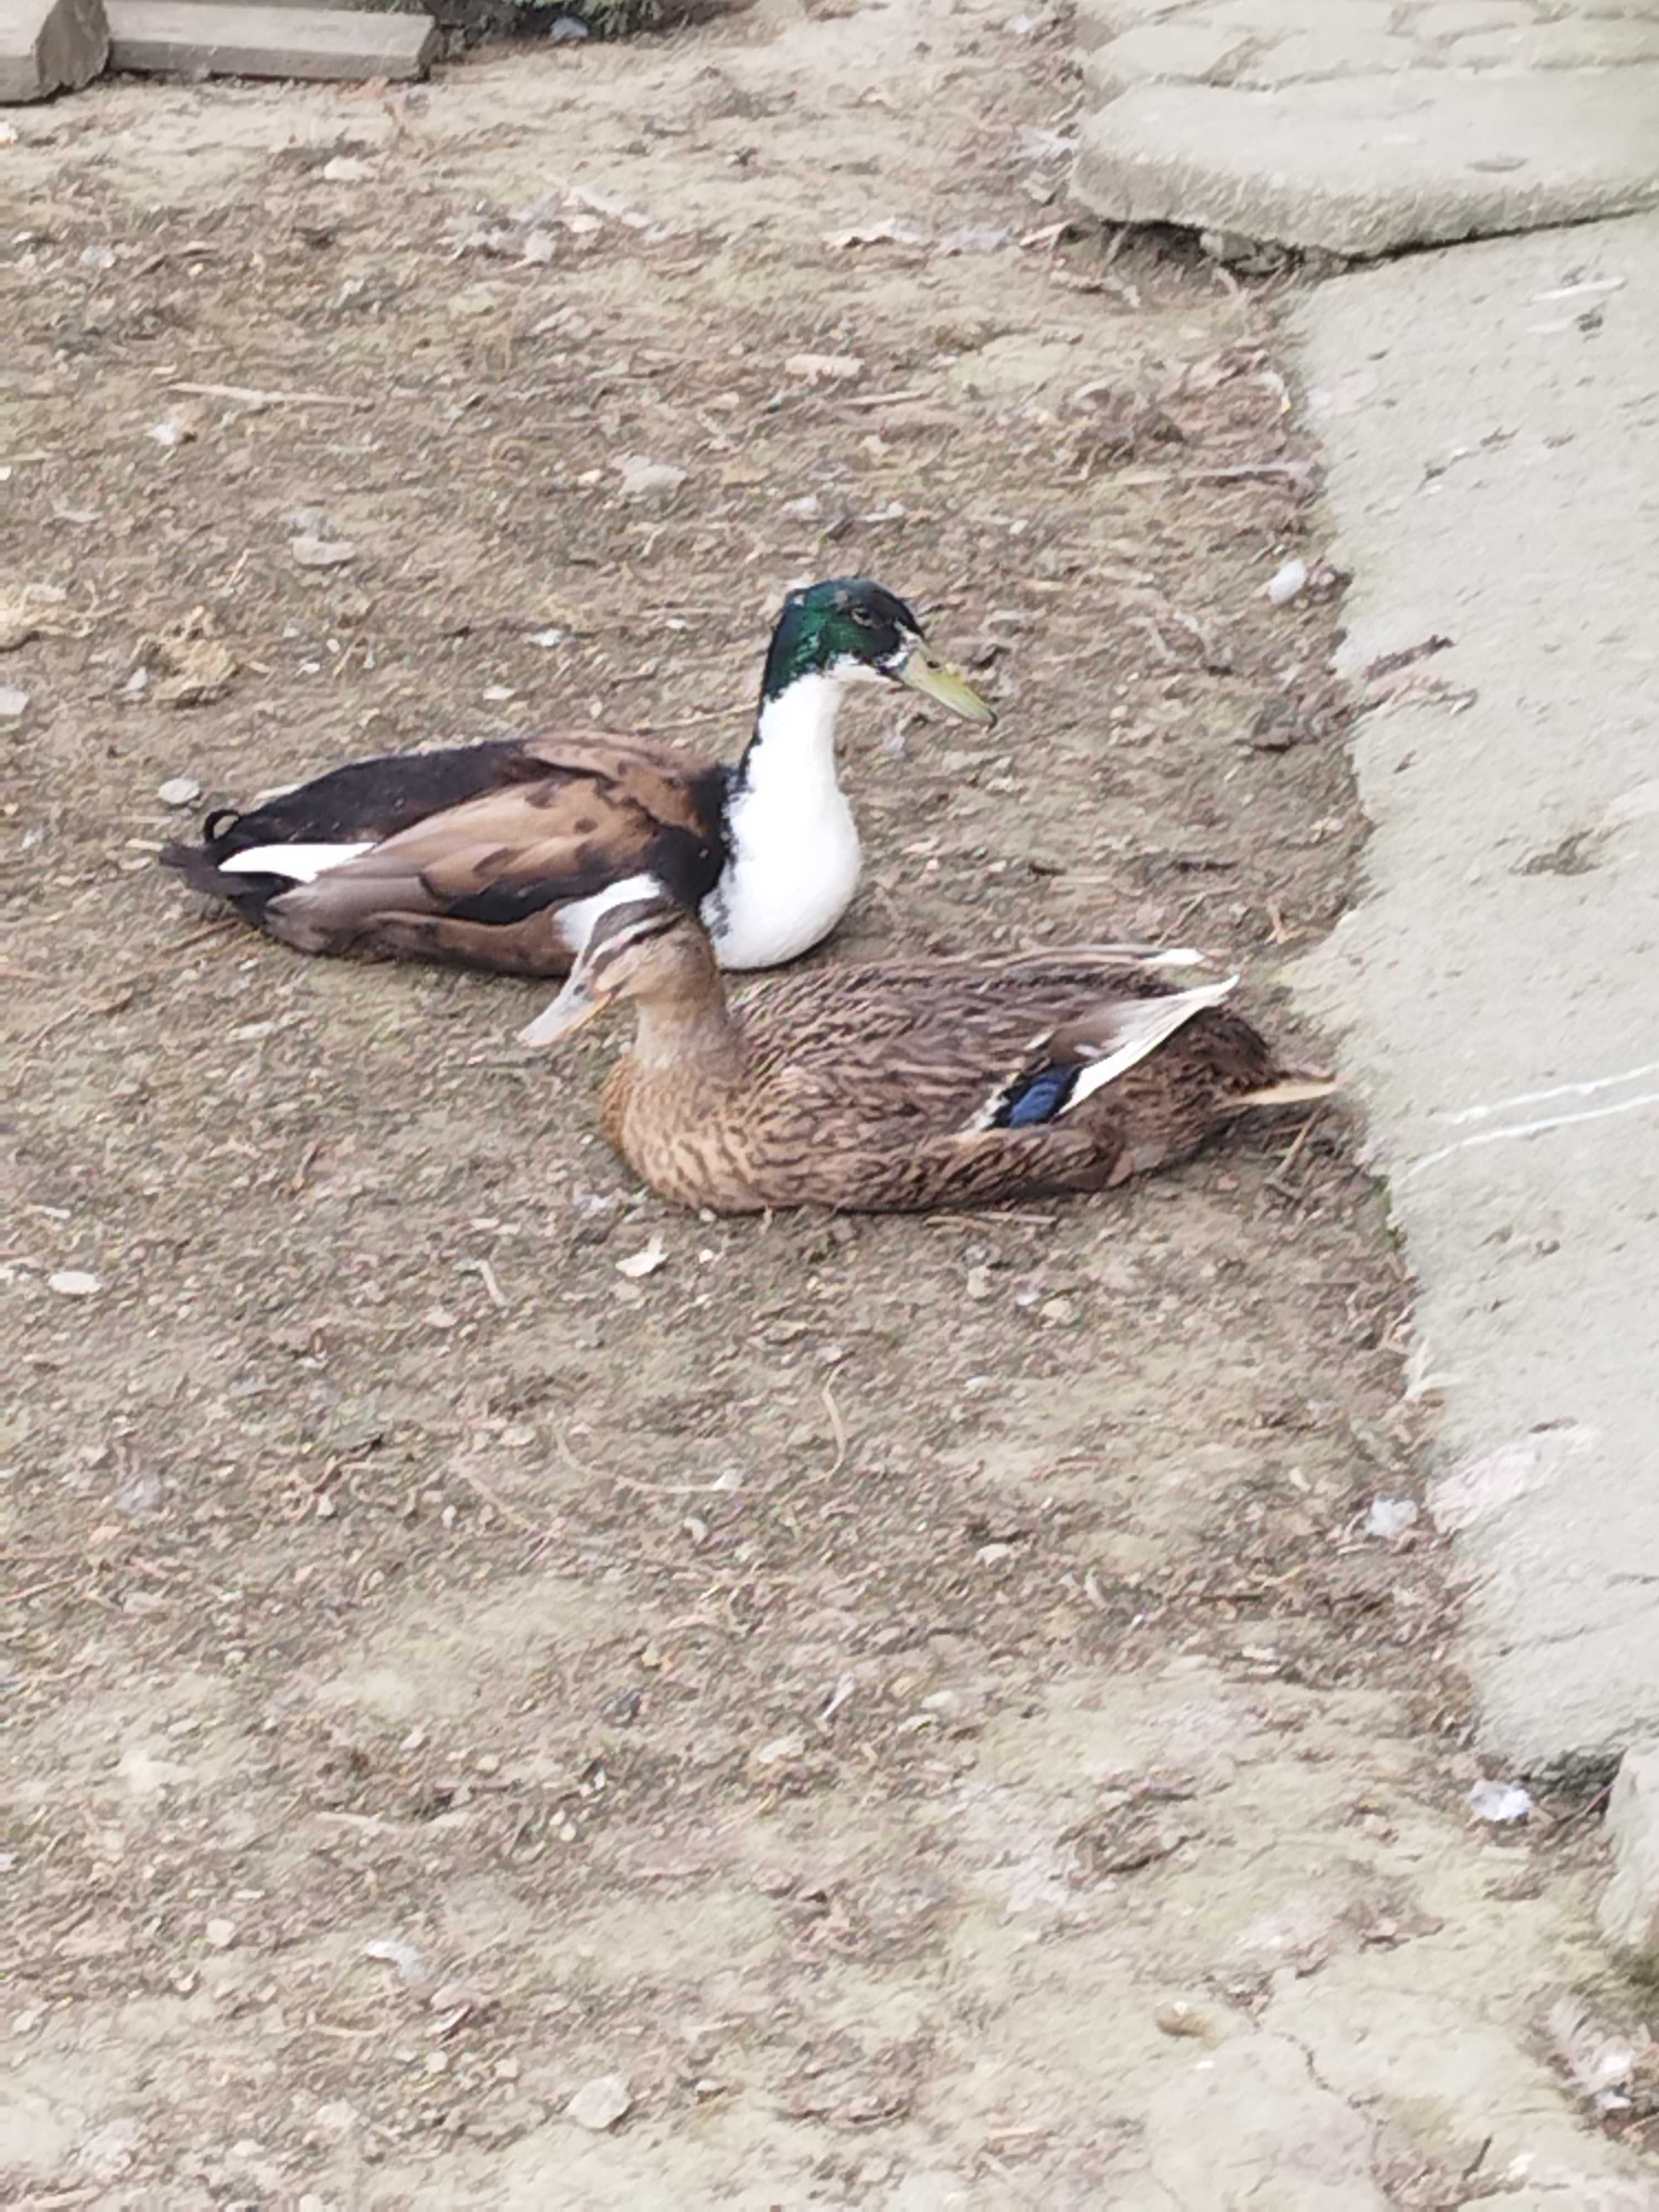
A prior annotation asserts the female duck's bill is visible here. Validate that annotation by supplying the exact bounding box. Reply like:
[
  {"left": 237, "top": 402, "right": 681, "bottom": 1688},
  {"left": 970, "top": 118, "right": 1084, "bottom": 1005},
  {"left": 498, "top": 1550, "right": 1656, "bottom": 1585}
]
[{"left": 518, "top": 899, "right": 681, "bottom": 1048}]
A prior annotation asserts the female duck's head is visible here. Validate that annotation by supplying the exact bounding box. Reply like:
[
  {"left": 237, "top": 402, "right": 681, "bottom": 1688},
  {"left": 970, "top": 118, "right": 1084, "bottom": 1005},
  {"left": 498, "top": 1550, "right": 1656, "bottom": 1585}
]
[{"left": 519, "top": 896, "right": 705, "bottom": 1048}]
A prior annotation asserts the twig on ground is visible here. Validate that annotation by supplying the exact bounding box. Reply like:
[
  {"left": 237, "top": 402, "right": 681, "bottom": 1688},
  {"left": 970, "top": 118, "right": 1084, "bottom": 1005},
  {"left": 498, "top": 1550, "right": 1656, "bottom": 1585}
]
[
  {"left": 170, "top": 381, "right": 370, "bottom": 410},
  {"left": 821, "top": 1379, "right": 847, "bottom": 1480}
]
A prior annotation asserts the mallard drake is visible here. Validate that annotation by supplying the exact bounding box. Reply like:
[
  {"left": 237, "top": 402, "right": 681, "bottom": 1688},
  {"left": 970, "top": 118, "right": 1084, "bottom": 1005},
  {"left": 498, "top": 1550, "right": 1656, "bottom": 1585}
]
[
  {"left": 520, "top": 898, "right": 1335, "bottom": 1214},
  {"left": 159, "top": 578, "right": 993, "bottom": 975}
]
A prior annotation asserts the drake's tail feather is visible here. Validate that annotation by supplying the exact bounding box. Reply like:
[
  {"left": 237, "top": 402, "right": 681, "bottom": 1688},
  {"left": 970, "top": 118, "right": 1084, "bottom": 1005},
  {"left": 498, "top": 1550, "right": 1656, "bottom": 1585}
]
[{"left": 158, "top": 838, "right": 293, "bottom": 914}]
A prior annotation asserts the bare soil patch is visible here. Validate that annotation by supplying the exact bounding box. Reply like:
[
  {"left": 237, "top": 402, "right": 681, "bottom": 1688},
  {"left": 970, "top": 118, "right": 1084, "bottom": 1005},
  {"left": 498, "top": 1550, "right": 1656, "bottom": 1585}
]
[{"left": 4, "top": 6, "right": 1652, "bottom": 2204}]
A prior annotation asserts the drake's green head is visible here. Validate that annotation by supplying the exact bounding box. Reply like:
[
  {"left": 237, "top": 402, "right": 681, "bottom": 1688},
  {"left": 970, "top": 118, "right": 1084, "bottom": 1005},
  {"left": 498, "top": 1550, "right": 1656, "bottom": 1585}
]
[{"left": 759, "top": 577, "right": 996, "bottom": 724}]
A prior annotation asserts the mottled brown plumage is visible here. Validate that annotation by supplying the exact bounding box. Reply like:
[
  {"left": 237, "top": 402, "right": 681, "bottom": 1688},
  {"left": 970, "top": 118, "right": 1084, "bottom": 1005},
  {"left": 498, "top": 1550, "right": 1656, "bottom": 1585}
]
[
  {"left": 160, "top": 732, "right": 733, "bottom": 972},
  {"left": 524, "top": 900, "right": 1335, "bottom": 1216}
]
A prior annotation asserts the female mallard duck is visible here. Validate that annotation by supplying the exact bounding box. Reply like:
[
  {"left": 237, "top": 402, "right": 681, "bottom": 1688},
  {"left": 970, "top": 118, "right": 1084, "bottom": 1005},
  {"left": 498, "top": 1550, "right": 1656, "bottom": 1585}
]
[
  {"left": 520, "top": 897, "right": 1335, "bottom": 1214},
  {"left": 159, "top": 578, "right": 993, "bottom": 975}
]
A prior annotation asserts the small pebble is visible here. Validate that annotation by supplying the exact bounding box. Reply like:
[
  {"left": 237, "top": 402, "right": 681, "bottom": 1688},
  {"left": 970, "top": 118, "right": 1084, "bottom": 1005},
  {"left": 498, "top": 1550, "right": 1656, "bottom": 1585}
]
[
  {"left": 362, "top": 1934, "right": 430, "bottom": 1985},
  {"left": 784, "top": 351, "right": 864, "bottom": 385},
  {"left": 204, "top": 1917, "right": 237, "bottom": 1949},
  {"left": 614, "top": 455, "right": 688, "bottom": 499},
  {"left": 566, "top": 2072, "right": 632, "bottom": 2131},
  {"left": 0, "top": 686, "right": 30, "bottom": 720},
  {"left": 1467, "top": 1778, "right": 1533, "bottom": 1824},
  {"left": 321, "top": 156, "right": 371, "bottom": 183},
  {"left": 291, "top": 536, "right": 356, "bottom": 570},
  {"left": 749, "top": 1731, "right": 805, "bottom": 1771},
  {"left": 48, "top": 1270, "right": 101, "bottom": 1298},
  {"left": 1266, "top": 557, "right": 1309, "bottom": 606},
  {"left": 158, "top": 776, "right": 202, "bottom": 807},
  {"left": 1365, "top": 1496, "right": 1418, "bottom": 1540}
]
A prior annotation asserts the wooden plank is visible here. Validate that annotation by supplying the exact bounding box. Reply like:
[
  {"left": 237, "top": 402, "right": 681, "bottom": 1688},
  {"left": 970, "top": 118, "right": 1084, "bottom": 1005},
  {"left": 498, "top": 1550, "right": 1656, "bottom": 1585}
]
[{"left": 105, "top": 0, "right": 436, "bottom": 80}]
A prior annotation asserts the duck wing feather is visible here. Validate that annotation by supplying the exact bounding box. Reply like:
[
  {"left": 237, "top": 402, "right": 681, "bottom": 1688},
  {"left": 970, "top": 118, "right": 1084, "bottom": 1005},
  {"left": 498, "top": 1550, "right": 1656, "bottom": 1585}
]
[{"left": 169, "top": 732, "right": 729, "bottom": 971}]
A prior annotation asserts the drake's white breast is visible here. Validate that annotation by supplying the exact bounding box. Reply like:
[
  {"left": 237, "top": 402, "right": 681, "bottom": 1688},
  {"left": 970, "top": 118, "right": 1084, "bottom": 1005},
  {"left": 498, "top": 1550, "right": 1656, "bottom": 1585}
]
[
  {"left": 701, "top": 669, "right": 863, "bottom": 971},
  {"left": 705, "top": 780, "right": 861, "bottom": 970}
]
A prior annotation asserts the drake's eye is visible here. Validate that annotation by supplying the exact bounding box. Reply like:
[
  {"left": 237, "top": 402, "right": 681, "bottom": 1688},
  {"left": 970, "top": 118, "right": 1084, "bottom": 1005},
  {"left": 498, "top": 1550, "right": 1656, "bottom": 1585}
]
[{"left": 851, "top": 608, "right": 874, "bottom": 628}]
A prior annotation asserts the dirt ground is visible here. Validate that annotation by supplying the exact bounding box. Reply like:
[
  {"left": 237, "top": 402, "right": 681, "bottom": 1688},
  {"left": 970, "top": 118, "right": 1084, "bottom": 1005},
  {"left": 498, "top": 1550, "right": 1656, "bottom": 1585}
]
[{"left": 6, "top": 3, "right": 1658, "bottom": 2206}]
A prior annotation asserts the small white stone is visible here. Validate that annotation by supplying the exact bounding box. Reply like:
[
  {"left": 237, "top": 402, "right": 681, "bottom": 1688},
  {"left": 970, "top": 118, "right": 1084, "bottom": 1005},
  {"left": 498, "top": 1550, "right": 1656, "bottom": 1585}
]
[
  {"left": 48, "top": 1270, "right": 101, "bottom": 1298},
  {"left": 521, "top": 229, "right": 557, "bottom": 265},
  {"left": 362, "top": 1934, "right": 430, "bottom": 1984},
  {"left": 204, "top": 1917, "right": 237, "bottom": 1949},
  {"left": 322, "top": 156, "right": 371, "bottom": 184},
  {"left": 784, "top": 351, "right": 865, "bottom": 384},
  {"left": 614, "top": 455, "right": 688, "bottom": 499},
  {"left": 566, "top": 2072, "right": 632, "bottom": 2131},
  {"left": 1365, "top": 1496, "right": 1418, "bottom": 1540},
  {"left": 750, "top": 1731, "right": 806, "bottom": 1769},
  {"left": 158, "top": 776, "right": 202, "bottom": 807},
  {"left": 291, "top": 536, "right": 356, "bottom": 570},
  {"left": 1467, "top": 1778, "right": 1532, "bottom": 1824},
  {"left": 1266, "top": 557, "right": 1310, "bottom": 605},
  {"left": 0, "top": 686, "right": 30, "bottom": 719}
]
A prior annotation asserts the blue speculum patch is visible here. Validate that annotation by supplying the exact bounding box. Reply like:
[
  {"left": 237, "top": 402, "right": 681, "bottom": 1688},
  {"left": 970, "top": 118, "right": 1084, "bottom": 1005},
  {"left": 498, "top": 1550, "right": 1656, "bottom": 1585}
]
[{"left": 994, "top": 1065, "right": 1082, "bottom": 1129}]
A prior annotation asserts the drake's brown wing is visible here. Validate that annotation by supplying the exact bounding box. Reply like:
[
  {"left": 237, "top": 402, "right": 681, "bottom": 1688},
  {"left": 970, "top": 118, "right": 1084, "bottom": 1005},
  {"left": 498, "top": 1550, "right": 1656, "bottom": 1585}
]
[{"left": 264, "top": 740, "right": 727, "bottom": 970}]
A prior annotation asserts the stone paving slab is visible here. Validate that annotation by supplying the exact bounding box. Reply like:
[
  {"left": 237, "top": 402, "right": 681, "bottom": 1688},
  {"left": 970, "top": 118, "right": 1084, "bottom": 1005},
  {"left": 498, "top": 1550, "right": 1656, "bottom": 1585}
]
[
  {"left": 1290, "top": 213, "right": 1659, "bottom": 1772},
  {"left": 0, "top": 0, "right": 107, "bottom": 102},
  {"left": 105, "top": 0, "right": 435, "bottom": 78},
  {"left": 1076, "top": 68, "right": 1659, "bottom": 257},
  {"left": 1072, "top": 0, "right": 1659, "bottom": 255}
]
